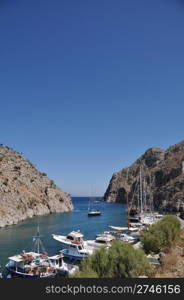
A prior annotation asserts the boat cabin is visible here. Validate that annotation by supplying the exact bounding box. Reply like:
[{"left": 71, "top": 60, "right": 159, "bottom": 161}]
[
  {"left": 60, "top": 242, "right": 89, "bottom": 260},
  {"left": 66, "top": 231, "right": 84, "bottom": 244},
  {"left": 49, "top": 254, "right": 64, "bottom": 268}
]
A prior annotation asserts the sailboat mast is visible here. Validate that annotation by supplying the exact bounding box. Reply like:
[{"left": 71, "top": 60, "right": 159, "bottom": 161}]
[
  {"left": 150, "top": 175, "right": 154, "bottom": 216},
  {"left": 140, "top": 166, "right": 143, "bottom": 214},
  {"left": 126, "top": 190, "right": 130, "bottom": 229},
  {"left": 37, "top": 225, "right": 40, "bottom": 254},
  {"left": 143, "top": 178, "right": 146, "bottom": 212}
]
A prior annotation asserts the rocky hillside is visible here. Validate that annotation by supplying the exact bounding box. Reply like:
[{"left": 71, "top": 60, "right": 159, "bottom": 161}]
[
  {"left": 103, "top": 141, "right": 184, "bottom": 213},
  {"left": 0, "top": 145, "right": 73, "bottom": 227}
]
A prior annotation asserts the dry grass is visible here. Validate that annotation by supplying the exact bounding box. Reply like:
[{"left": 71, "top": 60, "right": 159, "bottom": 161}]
[{"left": 160, "top": 252, "right": 179, "bottom": 272}]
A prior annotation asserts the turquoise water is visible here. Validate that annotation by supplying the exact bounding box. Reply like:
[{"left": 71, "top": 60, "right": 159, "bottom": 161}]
[{"left": 0, "top": 197, "right": 126, "bottom": 274}]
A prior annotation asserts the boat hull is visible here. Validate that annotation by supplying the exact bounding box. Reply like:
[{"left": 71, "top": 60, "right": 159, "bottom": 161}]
[
  {"left": 88, "top": 212, "right": 101, "bottom": 216},
  {"left": 5, "top": 265, "right": 56, "bottom": 278},
  {"left": 60, "top": 250, "right": 87, "bottom": 261}
]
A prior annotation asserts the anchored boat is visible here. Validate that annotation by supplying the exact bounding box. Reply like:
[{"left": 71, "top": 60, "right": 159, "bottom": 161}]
[
  {"left": 48, "top": 254, "right": 79, "bottom": 275},
  {"left": 88, "top": 196, "right": 102, "bottom": 216},
  {"left": 5, "top": 226, "right": 57, "bottom": 278},
  {"left": 52, "top": 230, "right": 114, "bottom": 260}
]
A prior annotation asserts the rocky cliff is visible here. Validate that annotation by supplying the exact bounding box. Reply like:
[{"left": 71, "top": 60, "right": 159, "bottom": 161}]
[
  {"left": 103, "top": 141, "right": 184, "bottom": 213},
  {"left": 0, "top": 145, "right": 73, "bottom": 227}
]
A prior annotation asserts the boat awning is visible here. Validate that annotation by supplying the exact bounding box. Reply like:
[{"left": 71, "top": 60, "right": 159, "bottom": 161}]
[
  {"left": 8, "top": 255, "right": 24, "bottom": 263},
  {"left": 109, "top": 226, "right": 128, "bottom": 231},
  {"left": 8, "top": 252, "right": 40, "bottom": 262}
]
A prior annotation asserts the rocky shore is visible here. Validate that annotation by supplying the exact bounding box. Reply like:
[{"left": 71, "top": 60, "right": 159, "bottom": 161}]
[{"left": 0, "top": 145, "right": 73, "bottom": 227}]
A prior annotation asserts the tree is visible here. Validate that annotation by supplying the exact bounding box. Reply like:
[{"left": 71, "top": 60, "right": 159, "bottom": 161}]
[
  {"left": 141, "top": 215, "right": 181, "bottom": 254},
  {"left": 72, "top": 240, "right": 150, "bottom": 278}
]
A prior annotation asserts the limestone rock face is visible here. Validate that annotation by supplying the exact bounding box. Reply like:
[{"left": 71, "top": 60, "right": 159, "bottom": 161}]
[
  {"left": 103, "top": 141, "right": 184, "bottom": 212},
  {"left": 0, "top": 145, "right": 73, "bottom": 227}
]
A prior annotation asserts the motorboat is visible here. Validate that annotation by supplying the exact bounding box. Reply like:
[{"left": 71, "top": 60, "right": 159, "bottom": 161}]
[
  {"left": 48, "top": 254, "right": 79, "bottom": 276},
  {"left": 60, "top": 243, "right": 93, "bottom": 261},
  {"left": 53, "top": 229, "right": 113, "bottom": 255},
  {"left": 52, "top": 230, "right": 84, "bottom": 249},
  {"left": 118, "top": 233, "right": 137, "bottom": 243},
  {"left": 88, "top": 210, "right": 101, "bottom": 216},
  {"left": 94, "top": 233, "right": 115, "bottom": 246}
]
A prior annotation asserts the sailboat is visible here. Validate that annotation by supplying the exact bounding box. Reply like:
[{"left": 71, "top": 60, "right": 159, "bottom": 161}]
[
  {"left": 5, "top": 226, "right": 57, "bottom": 278},
  {"left": 88, "top": 196, "right": 101, "bottom": 216},
  {"left": 108, "top": 178, "right": 139, "bottom": 244},
  {"left": 129, "top": 166, "right": 160, "bottom": 226}
]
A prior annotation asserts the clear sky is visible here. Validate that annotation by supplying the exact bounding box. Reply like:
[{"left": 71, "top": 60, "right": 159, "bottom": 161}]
[{"left": 0, "top": 0, "right": 184, "bottom": 196}]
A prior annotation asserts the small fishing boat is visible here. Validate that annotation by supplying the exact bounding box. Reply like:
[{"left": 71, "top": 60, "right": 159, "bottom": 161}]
[
  {"left": 6, "top": 252, "right": 56, "bottom": 278},
  {"left": 6, "top": 227, "right": 57, "bottom": 278}
]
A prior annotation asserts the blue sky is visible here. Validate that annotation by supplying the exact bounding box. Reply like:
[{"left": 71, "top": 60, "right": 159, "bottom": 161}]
[{"left": 0, "top": 0, "right": 184, "bottom": 196}]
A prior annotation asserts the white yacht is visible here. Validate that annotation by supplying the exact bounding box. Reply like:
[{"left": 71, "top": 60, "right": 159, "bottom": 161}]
[
  {"left": 118, "top": 233, "right": 137, "bottom": 243},
  {"left": 94, "top": 233, "right": 115, "bottom": 246},
  {"left": 52, "top": 231, "right": 85, "bottom": 249},
  {"left": 52, "top": 230, "right": 114, "bottom": 258},
  {"left": 53, "top": 230, "right": 95, "bottom": 259}
]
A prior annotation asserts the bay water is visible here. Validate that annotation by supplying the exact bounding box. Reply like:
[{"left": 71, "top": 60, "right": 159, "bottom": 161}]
[{"left": 0, "top": 197, "right": 126, "bottom": 274}]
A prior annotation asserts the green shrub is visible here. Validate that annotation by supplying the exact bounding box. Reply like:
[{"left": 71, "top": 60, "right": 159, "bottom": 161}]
[
  {"left": 42, "top": 172, "right": 47, "bottom": 176},
  {"left": 72, "top": 240, "right": 150, "bottom": 278},
  {"left": 141, "top": 215, "right": 181, "bottom": 254}
]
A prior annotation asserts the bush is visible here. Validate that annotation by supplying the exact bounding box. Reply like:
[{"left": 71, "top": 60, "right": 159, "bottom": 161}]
[
  {"left": 141, "top": 215, "right": 181, "bottom": 254},
  {"left": 72, "top": 241, "right": 150, "bottom": 278}
]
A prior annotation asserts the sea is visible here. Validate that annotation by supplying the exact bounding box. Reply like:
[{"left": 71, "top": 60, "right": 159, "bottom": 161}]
[{"left": 0, "top": 197, "right": 126, "bottom": 275}]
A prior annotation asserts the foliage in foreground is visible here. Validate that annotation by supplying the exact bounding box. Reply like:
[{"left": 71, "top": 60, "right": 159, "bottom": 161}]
[
  {"left": 71, "top": 240, "right": 150, "bottom": 278},
  {"left": 140, "top": 215, "right": 181, "bottom": 254}
]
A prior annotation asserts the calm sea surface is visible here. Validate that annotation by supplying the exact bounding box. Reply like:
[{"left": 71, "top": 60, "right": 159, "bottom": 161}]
[{"left": 0, "top": 197, "right": 126, "bottom": 274}]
